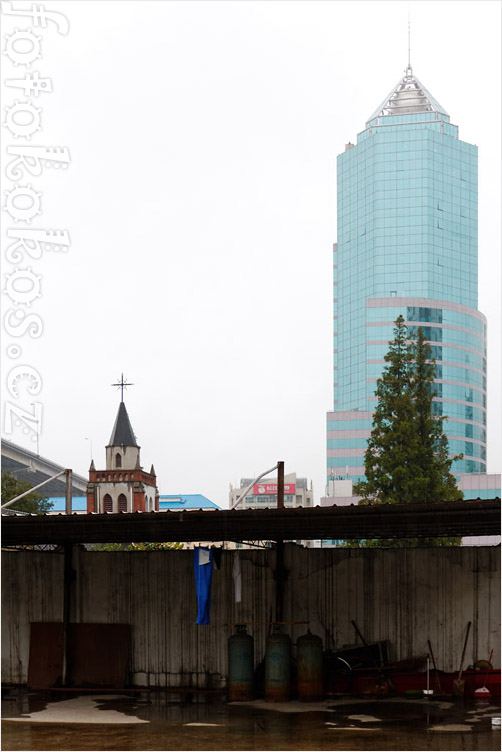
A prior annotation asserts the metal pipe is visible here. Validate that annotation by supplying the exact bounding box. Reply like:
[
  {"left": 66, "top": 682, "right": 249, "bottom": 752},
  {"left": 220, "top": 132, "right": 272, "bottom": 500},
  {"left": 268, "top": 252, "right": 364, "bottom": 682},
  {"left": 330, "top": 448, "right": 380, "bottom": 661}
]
[
  {"left": 233, "top": 464, "right": 278, "bottom": 509},
  {"left": 1, "top": 470, "right": 66, "bottom": 508}
]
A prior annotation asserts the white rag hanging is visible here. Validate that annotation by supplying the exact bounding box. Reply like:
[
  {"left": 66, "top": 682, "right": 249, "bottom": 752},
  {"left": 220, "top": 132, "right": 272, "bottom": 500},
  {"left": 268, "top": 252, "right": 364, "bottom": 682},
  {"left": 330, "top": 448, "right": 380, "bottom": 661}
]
[
  {"left": 198, "top": 547, "right": 211, "bottom": 565},
  {"left": 232, "top": 551, "right": 242, "bottom": 603}
]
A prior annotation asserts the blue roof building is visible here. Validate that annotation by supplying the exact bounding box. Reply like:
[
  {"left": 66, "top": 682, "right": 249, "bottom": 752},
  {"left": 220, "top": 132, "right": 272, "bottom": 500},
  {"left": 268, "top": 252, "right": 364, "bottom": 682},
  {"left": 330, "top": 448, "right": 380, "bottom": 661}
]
[
  {"left": 159, "top": 495, "right": 221, "bottom": 510},
  {"left": 46, "top": 496, "right": 88, "bottom": 513},
  {"left": 46, "top": 494, "right": 221, "bottom": 513}
]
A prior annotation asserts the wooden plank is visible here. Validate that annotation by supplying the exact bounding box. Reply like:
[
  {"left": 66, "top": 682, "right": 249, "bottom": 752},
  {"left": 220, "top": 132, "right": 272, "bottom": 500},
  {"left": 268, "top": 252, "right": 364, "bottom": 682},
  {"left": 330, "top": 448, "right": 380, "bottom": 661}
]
[
  {"left": 27, "top": 622, "right": 63, "bottom": 689},
  {"left": 70, "top": 623, "right": 130, "bottom": 687}
]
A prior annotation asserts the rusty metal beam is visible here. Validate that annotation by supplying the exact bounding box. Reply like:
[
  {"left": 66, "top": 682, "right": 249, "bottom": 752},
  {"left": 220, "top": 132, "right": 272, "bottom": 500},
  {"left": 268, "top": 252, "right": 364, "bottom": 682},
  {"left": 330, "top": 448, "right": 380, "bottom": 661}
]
[
  {"left": 1, "top": 500, "right": 499, "bottom": 547},
  {"left": 277, "top": 461, "right": 284, "bottom": 510}
]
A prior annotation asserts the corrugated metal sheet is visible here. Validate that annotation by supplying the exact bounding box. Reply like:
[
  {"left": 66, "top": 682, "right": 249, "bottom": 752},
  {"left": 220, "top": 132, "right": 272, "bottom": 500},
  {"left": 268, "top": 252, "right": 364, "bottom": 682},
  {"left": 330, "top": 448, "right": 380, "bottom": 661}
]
[
  {"left": 3, "top": 500, "right": 500, "bottom": 546},
  {"left": 1, "top": 547, "right": 500, "bottom": 686}
]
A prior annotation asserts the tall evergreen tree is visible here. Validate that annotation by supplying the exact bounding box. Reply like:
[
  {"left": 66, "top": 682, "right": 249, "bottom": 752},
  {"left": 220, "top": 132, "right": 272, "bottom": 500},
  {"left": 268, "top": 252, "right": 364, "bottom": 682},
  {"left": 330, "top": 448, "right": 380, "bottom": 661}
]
[
  {"left": 354, "top": 316, "right": 462, "bottom": 506},
  {"left": 409, "top": 327, "right": 461, "bottom": 502}
]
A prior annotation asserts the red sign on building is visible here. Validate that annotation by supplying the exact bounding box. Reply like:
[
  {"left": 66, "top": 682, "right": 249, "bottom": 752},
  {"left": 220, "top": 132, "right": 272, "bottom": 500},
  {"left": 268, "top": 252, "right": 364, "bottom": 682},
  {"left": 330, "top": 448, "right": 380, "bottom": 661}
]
[{"left": 253, "top": 483, "right": 296, "bottom": 495}]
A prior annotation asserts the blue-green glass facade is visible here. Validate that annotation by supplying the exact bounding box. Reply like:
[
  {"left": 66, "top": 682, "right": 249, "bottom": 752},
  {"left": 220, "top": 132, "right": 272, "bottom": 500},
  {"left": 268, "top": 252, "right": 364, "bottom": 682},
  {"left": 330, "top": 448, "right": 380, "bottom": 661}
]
[{"left": 328, "top": 69, "right": 487, "bottom": 487}]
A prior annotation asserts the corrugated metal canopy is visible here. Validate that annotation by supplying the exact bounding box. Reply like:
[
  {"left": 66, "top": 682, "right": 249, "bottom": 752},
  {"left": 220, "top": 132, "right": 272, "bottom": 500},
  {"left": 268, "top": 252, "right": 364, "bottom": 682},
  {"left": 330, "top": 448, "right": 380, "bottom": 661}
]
[{"left": 2, "top": 500, "right": 499, "bottom": 546}]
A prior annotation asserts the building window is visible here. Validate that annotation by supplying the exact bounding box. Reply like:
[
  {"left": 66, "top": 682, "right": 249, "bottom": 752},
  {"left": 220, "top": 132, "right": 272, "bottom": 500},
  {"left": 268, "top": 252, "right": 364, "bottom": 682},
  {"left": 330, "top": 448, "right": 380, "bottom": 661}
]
[
  {"left": 115, "top": 453, "right": 122, "bottom": 468},
  {"left": 118, "top": 494, "right": 127, "bottom": 512},
  {"left": 104, "top": 494, "right": 113, "bottom": 513}
]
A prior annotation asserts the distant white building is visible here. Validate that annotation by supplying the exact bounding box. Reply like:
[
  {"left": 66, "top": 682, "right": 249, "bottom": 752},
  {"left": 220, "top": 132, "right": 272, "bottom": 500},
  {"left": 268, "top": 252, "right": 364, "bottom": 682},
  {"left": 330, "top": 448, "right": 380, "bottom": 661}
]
[
  {"left": 229, "top": 472, "right": 313, "bottom": 510},
  {"left": 229, "top": 473, "right": 314, "bottom": 548},
  {"left": 320, "top": 474, "right": 500, "bottom": 546},
  {"left": 321, "top": 473, "right": 501, "bottom": 507}
]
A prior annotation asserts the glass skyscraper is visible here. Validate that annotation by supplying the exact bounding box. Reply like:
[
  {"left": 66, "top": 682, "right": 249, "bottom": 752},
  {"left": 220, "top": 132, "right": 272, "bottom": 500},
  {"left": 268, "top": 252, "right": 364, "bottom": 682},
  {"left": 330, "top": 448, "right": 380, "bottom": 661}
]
[{"left": 327, "top": 65, "right": 487, "bottom": 492}]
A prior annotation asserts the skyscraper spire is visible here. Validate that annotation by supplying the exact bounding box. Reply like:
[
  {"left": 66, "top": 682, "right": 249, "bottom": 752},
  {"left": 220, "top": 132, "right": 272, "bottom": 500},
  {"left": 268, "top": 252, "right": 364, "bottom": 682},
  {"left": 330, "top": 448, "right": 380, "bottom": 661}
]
[
  {"left": 367, "top": 67, "right": 448, "bottom": 122},
  {"left": 408, "top": 15, "right": 411, "bottom": 71}
]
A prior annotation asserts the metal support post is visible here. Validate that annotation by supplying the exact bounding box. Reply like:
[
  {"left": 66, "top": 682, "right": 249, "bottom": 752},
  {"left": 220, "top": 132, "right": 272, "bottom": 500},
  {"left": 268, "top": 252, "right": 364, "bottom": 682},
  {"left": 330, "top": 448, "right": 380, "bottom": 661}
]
[
  {"left": 277, "top": 461, "right": 284, "bottom": 509},
  {"left": 65, "top": 469, "right": 72, "bottom": 515},
  {"left": 275, "top": 460, "right": 285, "bottom": 621}
]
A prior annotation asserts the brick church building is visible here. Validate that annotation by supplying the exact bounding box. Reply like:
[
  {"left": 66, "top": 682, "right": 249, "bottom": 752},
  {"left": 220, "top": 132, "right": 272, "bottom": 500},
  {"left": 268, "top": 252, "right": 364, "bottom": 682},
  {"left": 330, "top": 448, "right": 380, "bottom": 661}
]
[{"left": 86, "top": 400, "right": 159, "bottom": 513}]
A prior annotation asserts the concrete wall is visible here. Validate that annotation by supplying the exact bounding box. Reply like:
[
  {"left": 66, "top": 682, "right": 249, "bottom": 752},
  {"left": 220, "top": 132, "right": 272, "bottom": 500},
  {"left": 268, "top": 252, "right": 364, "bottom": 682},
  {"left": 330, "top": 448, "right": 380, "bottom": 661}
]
[{"left": 2, "top": 546, "right": 500, "bottom": 687}]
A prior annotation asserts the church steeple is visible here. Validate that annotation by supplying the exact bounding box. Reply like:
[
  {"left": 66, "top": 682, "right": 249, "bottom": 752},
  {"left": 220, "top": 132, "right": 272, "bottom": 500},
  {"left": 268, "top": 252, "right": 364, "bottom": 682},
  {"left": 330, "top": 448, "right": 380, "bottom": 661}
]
[
  {"left": 108, "top": 401, "right": 138, "bottom": 447},
  {"left": 106, "top": 400, "right": 141, "bottom": 471},
  {"left": 86, "top": 377, "right": 159, "bottom": 514},
  {"left": 106, "top": 374, "right": 140, "bottom": 470}
]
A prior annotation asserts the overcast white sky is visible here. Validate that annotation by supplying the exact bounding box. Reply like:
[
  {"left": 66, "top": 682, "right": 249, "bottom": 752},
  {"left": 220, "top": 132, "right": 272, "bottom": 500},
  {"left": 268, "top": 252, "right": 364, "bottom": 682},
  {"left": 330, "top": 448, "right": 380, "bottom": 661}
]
[{"left": 2, "top": 0, "right": 500, "bottom": 507}]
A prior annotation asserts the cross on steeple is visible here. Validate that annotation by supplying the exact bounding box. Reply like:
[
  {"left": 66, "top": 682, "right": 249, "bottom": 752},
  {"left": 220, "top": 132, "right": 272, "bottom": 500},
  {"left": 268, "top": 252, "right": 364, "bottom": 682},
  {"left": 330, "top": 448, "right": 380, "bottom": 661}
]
[{"left": 111, "top": 373, "right": 134, "bottom": 402}]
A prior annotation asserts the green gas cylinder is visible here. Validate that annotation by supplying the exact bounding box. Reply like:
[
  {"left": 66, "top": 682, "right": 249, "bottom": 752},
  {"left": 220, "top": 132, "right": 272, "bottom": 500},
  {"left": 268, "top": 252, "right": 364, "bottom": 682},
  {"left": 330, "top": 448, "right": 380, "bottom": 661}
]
[
  {"left": 228, "top": 625, "right": 254, "bottom": 701},
  {"left": 297, "top": 629, "right": 323, "bottom": 701},
  {"left": 265, "top": 624, "right": 291, "bottom": 702}
]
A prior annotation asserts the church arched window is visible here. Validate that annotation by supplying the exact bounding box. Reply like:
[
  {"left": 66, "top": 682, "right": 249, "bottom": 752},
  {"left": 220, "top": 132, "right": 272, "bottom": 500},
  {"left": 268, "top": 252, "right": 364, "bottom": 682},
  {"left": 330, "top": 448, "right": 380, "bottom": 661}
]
[
  {"left": 118, "top": 494, "right": 127, "bottom": 512},
  {"left": 104, "top": 494, "right": 113, "bottom": 513},
  {"left": 115, "top": 453, "right": 122, "bottom": 468}
]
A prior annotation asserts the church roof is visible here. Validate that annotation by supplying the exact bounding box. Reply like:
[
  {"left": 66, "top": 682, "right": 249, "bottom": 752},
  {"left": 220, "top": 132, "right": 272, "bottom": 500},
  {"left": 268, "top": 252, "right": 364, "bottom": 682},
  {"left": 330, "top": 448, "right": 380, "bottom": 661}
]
[
  {"left": 368, "top": 66, "right": 449, "bottom": 122},
  {"left": 108, "top": 401, "right": 138, "bottom": 447}
]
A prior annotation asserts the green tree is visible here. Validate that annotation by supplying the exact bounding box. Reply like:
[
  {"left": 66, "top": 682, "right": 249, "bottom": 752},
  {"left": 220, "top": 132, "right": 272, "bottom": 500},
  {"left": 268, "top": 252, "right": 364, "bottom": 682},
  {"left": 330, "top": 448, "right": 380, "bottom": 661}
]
[
  {"left": 410, "top": 326, "right": 461, "bottom": 503},
  {"left": 1, "top": 471, "right": 53, "bottom": 514},
  {"left": 355, "top": 316, "right": 418, "bottom": 505},
  {"left": 353, "top": 317, "right": 462, "bottom": 546}
]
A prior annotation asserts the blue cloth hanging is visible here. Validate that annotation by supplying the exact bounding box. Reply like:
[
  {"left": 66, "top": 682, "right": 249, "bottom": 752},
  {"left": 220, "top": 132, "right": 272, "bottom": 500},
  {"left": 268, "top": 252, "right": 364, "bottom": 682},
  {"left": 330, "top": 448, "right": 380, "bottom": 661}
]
[{"left": 194, "top": 547, "right": 213, "bottom": 624}]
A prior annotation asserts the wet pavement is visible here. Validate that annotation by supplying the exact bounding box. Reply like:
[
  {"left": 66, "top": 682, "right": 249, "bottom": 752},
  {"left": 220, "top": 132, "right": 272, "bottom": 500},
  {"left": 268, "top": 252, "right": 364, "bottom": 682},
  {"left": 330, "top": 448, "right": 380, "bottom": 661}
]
[{"left": 1, "top": 689, "right": 500, "bottom": 751}]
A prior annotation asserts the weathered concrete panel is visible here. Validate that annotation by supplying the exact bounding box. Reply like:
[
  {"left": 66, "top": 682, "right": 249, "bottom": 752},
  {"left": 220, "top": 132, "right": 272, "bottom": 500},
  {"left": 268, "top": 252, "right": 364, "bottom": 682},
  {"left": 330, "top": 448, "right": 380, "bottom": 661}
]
[{"left": 1, "top": 547, "right": 499, "bottom": 686}]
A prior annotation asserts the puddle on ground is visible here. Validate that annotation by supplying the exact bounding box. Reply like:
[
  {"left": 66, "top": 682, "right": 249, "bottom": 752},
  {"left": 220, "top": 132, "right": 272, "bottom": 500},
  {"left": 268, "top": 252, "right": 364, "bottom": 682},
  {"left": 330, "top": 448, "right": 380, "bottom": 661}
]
[
  {"left": 2, "top": 694, "right": 148, "bottom": 725},
  {"left": 328, "top": 726, "right": 384, "bottom": 732},
  {"left": 347, "top": 714, "right": 382, "bottom": 722},
  {"left": 429, "top": 723, "right": 473, "bottom": 732},
  {"left": 1, "top": 690, "right": 500, "bottom": 751}
]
